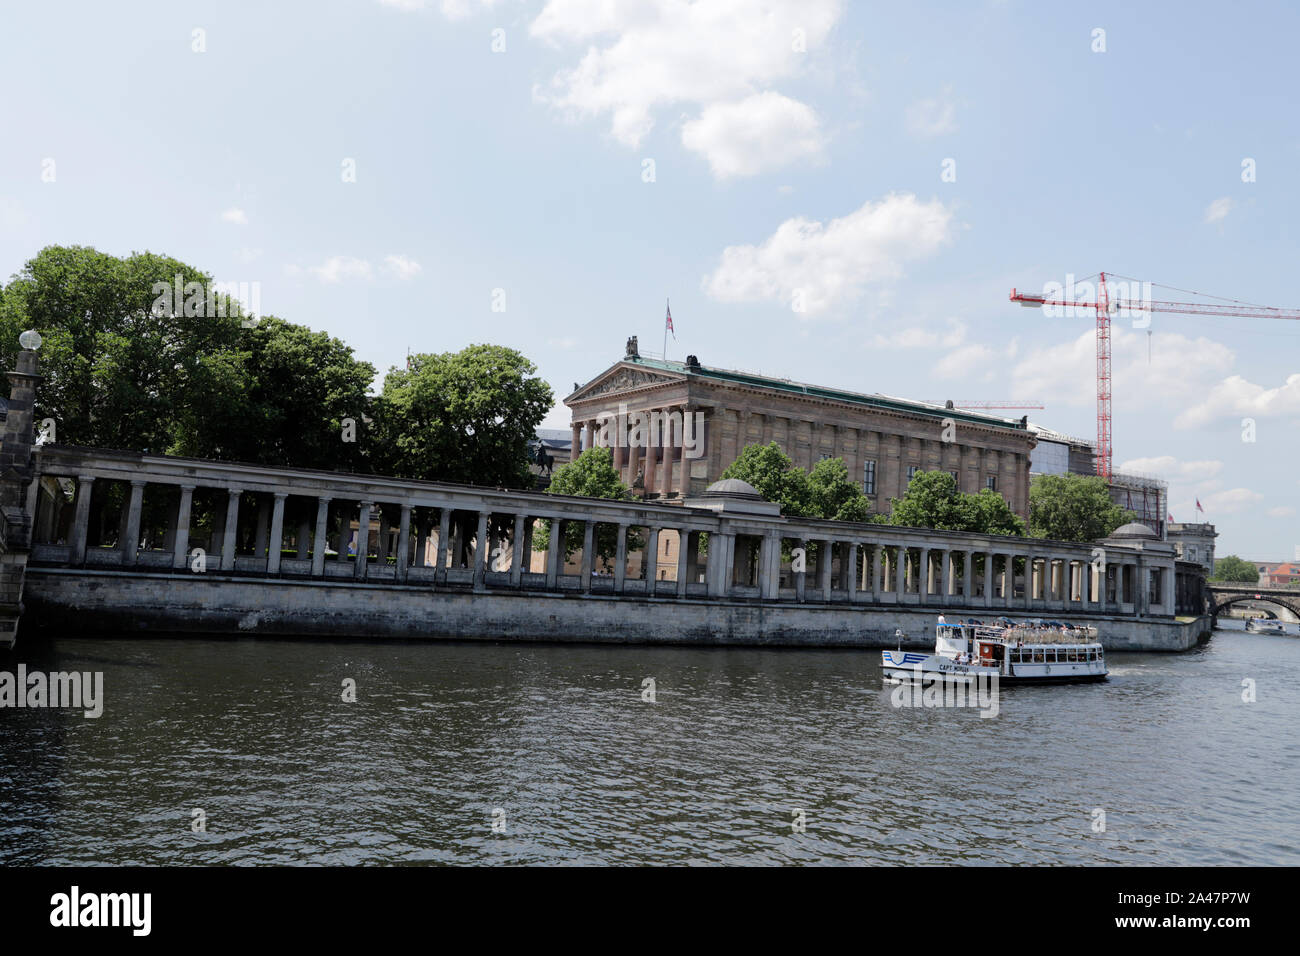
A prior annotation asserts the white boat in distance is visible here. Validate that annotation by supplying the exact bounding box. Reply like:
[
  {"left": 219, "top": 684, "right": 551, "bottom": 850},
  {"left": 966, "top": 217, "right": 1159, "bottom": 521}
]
[
  {"left": 882, "top": 618, "right": 1108, "bottom": 686},
  {"left": 1245, "top": 618, "right": 1288, "bottom": 635}
]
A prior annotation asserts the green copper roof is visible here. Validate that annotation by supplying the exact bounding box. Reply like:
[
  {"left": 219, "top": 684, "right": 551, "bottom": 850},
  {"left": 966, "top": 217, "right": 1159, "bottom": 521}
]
[{"left": 625, "top": 356, "right": 1028, "bottom": 431}]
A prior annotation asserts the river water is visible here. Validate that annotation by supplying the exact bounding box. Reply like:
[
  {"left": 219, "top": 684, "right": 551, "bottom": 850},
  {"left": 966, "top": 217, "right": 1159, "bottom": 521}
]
[{"left": 1, "top": 621, "right": 1296, "bottom": 866}]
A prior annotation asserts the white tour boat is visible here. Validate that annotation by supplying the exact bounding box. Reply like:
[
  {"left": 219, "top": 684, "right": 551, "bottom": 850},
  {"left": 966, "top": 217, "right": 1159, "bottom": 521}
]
[
  {"left": 882, "top": 618, "right": 1108, "bottom": 685},
  {"left": 1245, "top": 618, "right": 1288, "bottom": 635}
]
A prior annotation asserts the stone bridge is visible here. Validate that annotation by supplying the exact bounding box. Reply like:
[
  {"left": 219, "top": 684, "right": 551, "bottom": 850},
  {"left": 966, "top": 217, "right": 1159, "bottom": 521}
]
[
  {"left": 0, "top": 342, "right": 1208, "bottom": 651},
  {"left": 1206, "top": 584, "right": 1300, "bottom": 622}
]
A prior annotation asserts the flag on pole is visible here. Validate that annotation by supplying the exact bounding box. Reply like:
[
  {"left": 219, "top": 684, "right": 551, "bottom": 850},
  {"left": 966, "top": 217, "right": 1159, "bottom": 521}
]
[
  {"left": 666, "top": 299, "right": 675, "bottom": 339},
  {"left": 1195, "top": 498, "right": 1204, "bottom": 514},
  {"left": 1167, "top": 513, "right": 1174, "bottom": 523}
]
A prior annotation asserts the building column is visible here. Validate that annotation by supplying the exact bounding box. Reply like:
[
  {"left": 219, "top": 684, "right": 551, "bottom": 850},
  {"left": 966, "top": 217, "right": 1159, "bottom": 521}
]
[
  {"left": 983, "top": 552, "right": 993, "bottom": 608},
  {"left": 296, "top": 515, "right": 311, "bottom": 560},
  {"left": 580, "top": 520, "right": 595, "bottom": 592},
  {"left": 510, "top": 513, "right": 526, "bottom": 586},
  {"left": 267, "top": 492, "right": 288, "bottom": 574},
  {"left": 354, "top": 501, "right": 372, "bottom": 580},
  {"left": 918, "top": 547, "right": 931, "bottom": 602},
  {"left": 614, "top": 523, "right": 628, "bottom": 592},
  {"left": 221, "top": 489, "right": 241, "bottom": 571},
  {"left": 253, "top": 495, "right": 270, "bottom": 561},
  {"left": 660, "top": 411, "right": 677, "bottom": 497},
  {"left": 311, "top": 497, "right": 331, "bottom": 577},
  {"left": 963, "top": 551, "right": 974, "bottom": 603},
  {"left": 895, "top": 546, "right": 907, "bottom": 597},
  {"left": 396, "top": 503, "right": 412, "bottom": 583},
  {"left": 1004, "top": 554, "right": 1015, "bottom": 608},
  {"left": 873, "top": 544, "right": 884, "bottom": 600},
  {"left": 645, "top": 526, "right": 660, "bottom": 589},
  {"left": 171, "top": 484, "right": 195, "bottom": 570},
  {"left": 121, "top": 480, "right": 145, "bottom": 565},
  {"left": 676, "top": 405, "right": 695, "bottom": 496},
  {"left": 570, "top": 422, "right": 581, "bottom": 462},
  {"left": 940, "top": 549, "right": 952, "bottom": 599},
  {"left": 643, "top": 414, "right": 659, "bottom": 499},
  {"left": 437, "top": 508, "right": 452, "bottom": 585}
]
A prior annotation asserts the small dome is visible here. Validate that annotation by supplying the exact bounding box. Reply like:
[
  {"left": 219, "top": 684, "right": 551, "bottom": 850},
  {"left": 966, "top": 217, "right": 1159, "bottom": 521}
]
[
  {"left": 1110, "top": 521, "right": 1158, "bottom": 539},
  {"left": 704, "top": 478, "right": 764, "bottom": 499}
]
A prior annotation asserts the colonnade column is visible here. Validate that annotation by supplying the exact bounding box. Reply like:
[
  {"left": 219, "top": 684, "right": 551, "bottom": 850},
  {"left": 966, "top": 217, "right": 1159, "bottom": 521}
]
[
  {"left": 819, "top": 540, "right": 833, "bottom": 601},
  {"left": 1004, "top": 555, "right": 1015, "bottom": 608},
  {"left": 645, "top": 526, "right": 660, "bottom": 589},
  {"left": 676, "top": 529, "right": 691, "bottom": 597},
  {"left": 570, "top": 422, "right": 581, "bottom": 462},
  {"left": 847, "top": 542, "right": 858, "bottom": 603},
  {"left": 794, "top": 538, "right": 807, "bottom": 602},
  {"left": 171, "top": 484, "right": 195, "bottom": 570},
  {"left": 613, "top": 524, "right": 628, "bottom": 592},
  {"left": 472, "top": 510, "right": 489, "bottom": 591},
  {"left": 437, "top": 508, "right": 452, "bottom": 585},
  {"left": 312, "top": 497, "right": 331, "bottom": 577},
  {"left": 69, "top": 475, "right": 96, "bottom": 565},
  {"left": 918, "top": 547, "right": 931, "bottom": 602},
  {"left": 396, "top": 503, "right": 412, "bottom": 583},
  {"left": 580, "top": 520, "right": 595, "bottom": 592},
  {"left": 121, "top": 480, "right": 145, "bottom": 565},
  {"left": 873, "top": 545, "right": 884, "bottom": 600},
  {"left": 545, "top": 518, "right": 562, "bottom": 588},
  {"left": 895, "top": 546, "right": 906, "bottom": 597},
  {"left": 354, "top": 501, "right": 372, "bottom": 580},
  {"left": 510, "top": 513, "right": 526, "bottom": 586},
  {"left": 267, "top": 491, "right": 288, "bottom": 574},
  {"left": 963, "top": 551, "right": 973, "bottom": 603},
  {"left": 221, "top": 489, "right": 241, "bottom": 571},
  {"left": 759, "top": 534, "right": 780, "bottom": 599}
]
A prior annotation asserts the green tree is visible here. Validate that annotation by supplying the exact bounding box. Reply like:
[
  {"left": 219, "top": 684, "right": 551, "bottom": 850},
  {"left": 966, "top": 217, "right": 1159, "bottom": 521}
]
[
  {"left": 373, "top": 344, "right": 553, "bottom": 486},
  {"left": 719, "top": 442, "right": 814, "bottom": 516},
  {"left": 0, "top": 244, "right": 249, "bottom": 452},
  {"left": 1028, "top": 473, "right": 1132, "bottom": 541},
  {"left": 532, "top": 446, "right": 641, "bottom": 561},
  {"left": 1210, "top": 554, "right": 1260, "bottom": 583},
  {"left": 807, "top": 456, "right": 873, "bottom": 522},
  {"left": 887, "top": 471, "right": 1028, "bottom": 536},
  {"left": 171, "top": 315, "right": 375, "bottom": 470}
]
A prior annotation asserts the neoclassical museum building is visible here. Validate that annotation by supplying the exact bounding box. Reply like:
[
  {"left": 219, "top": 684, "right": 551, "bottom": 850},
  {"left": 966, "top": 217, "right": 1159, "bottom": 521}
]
[{"left": 564, "top": 337, "right": 1039, "bottom": 519}]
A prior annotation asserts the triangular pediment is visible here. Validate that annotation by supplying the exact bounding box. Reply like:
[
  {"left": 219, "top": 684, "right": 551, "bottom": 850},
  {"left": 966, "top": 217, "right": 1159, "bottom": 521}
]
[{"left": 566, "top": 362, "right": 685, "bottom": 404}]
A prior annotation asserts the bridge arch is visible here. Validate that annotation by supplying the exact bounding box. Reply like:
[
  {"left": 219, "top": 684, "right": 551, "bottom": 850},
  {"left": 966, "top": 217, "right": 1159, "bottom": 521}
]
[{"left": 1208, "top": 588, "right": 1300, "bottom": 623}]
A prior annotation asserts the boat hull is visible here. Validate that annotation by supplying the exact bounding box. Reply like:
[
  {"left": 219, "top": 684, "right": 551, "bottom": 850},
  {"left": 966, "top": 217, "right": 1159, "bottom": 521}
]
[{"left": 881, "top": 650, "right": 1107, "bottom": 685}]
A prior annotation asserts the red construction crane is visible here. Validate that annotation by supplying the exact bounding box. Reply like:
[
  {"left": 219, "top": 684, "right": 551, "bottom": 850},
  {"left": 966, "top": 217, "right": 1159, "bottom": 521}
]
[{"left": 1009, "top": 272, "right": 1300, "bottom": 480}]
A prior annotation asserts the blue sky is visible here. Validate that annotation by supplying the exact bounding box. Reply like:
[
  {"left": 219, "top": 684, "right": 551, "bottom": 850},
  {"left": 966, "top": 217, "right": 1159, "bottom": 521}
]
[{"left": 2, "top": 0, "right": 1297, "bottom": 559}]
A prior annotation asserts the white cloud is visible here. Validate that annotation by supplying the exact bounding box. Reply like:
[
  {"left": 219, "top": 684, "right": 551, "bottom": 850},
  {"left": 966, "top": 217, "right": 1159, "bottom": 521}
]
[
  {"left": 905, "top": 92, "right": 957, "bottom": 137},
  {"left": 220, "top": 208, "right": 249, "bottom": 225},
  {"left": 869, "top": 320, "right": 967, "bottom": 350},
  {"left": 1267, "top": 506, "right": 1296, "bottom": 518},
  {"left": 530, "top": 0, "right": 840, "bottom": 163},
  {"left": 1176, "top": 373, "right": 1300, "bottom": 428},
  {"left": 1118, "top": 456, "right": 1224, "bottom": 483},
  {"left": 286, "top": 256, "right": 374, "bottom": 283},
  {"left": 1197, "top": 487, "right": 1263, "bottom": 514},
  {"left": 1008, "top": 327, "right": 1235, "bottom": 410},
  {"left": 681, "top": 92, "right": 825, "bottom": 179},
  {"left": 383, "top": 254, "right": 423, "bottom": 279},
  {"left": 1204, "top": 197, "right": 1233, "bottom": 224},
  {"left": 703, "top": 192, "right": 956, "bottom": 316},
  {"left": 233, "top": 247, "right": 262, "bottom": 264}
]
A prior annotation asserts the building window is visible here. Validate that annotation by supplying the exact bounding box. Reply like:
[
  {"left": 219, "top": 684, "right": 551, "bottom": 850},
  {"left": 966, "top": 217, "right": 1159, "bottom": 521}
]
[
  {"left": 949, "top": 470, "right": 959, "bottom": 485},
  {"left": 863, "top": 459, "right": 876, "bottom": 496},
  {"left": 986, "top": 475, "right": 997, "bottom": 491},
  {"left": 907, "top": 465, "right": 919, "bottom": 482},
  {"left": 1188, "top": 547, "right": 1197, "bottom": 561},
  {"left": 664, "top": 538, "right": 670, "bottom": 555}
]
